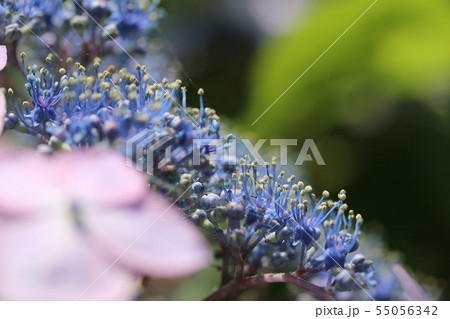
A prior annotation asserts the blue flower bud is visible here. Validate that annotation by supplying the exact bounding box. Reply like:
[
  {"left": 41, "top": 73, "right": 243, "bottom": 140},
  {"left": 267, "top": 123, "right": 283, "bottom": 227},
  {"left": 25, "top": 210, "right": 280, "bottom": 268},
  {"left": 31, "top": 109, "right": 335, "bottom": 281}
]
[
  {"left": 200, "top": 193, "right": 221, "bottom": 209},
  {"left": 351, "top": 254, "right": 371, "bottom": 273},
  {"left": 5, "top": 23, "right": 21, "bottom": 42},
  {"left": 192, "top": 182, "right": 205, "bottom": 195},
  {"left": 4, "top": 113, "right": 19, "bottom": 129},
  {"left": 210, "top": 206, "right": 227, "bottom": 224},
  {"left": 226, "top": 201, "right": 245, "bottom": 220},
  {"left": 33, "top": 108, "right": 44, "bottom": 124},
  {"left": 88, "top": 0, "right": 111, "bottom": 20},
  {"left": 334, "top": 270, "right": 356, "bottom": 291},
  {"left": 294, "top": 226, "right": 318, "bottom": 246},
  {"left": 191, "top": 209, "right": 207, "bottom": 225},
  {"left": 245, "top": 208, "right": 259, "bottom": 226},
  {"left": 47, "top": 108, "right": 57, "bottom": 122}
]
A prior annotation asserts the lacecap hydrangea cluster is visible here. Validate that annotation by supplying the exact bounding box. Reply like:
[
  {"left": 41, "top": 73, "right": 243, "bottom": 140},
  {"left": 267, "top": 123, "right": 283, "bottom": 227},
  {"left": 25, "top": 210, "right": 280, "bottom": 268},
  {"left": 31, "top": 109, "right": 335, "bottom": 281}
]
[
  {"left": 4, "top": 48, "right": 376, "bottom": 293},
  {"left": 1, "top": 0, "right": 162, "bottom": 44}
]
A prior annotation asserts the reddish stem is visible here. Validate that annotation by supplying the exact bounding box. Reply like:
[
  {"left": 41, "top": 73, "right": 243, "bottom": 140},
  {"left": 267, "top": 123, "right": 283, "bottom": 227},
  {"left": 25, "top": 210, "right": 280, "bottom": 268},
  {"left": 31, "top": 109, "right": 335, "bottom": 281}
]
[{"left": 204, "top": 273, "right": 336, "bottom": 301}]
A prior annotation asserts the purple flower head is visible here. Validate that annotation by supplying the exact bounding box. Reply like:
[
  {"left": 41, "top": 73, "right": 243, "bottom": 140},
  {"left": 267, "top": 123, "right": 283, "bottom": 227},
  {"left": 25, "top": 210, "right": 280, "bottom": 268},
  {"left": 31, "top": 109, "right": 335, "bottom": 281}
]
[
  {"left": 308, "top": 208, "right": 362, "bottom": 271},
  {"left": 0, "top": 0, "right": 62, "bottom": 42},
  {"left": 106, "top": 0, "right": 162, "bottom": 39}
]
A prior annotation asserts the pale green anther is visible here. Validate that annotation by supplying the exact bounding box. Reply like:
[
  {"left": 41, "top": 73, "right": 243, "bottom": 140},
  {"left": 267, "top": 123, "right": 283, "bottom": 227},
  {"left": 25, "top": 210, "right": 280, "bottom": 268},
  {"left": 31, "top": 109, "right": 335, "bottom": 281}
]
[
  {"left": 356, "top": 214, "right": 363, "bottom": 224},
  {"left": 70, "top": 15, "right": 88, "bottom": 35},
  {"left": 306, "top": 247, "right": 316, "bottom": 258},
  {"left": 91, "top": 93, "right": 102, "bottom": 102},
  {"left": 181, "top": 173, "right": 192, "bottom": 180},
  {"left": 179, "top": 179, "right": 189, "bottom": 186}
]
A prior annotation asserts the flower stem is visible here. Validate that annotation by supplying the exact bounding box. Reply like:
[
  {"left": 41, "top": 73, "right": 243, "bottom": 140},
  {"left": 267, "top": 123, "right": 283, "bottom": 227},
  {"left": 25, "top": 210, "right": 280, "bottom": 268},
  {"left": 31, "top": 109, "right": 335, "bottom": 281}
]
[{"left": 204, "top": 273, "right": 336, "bottom": 301}]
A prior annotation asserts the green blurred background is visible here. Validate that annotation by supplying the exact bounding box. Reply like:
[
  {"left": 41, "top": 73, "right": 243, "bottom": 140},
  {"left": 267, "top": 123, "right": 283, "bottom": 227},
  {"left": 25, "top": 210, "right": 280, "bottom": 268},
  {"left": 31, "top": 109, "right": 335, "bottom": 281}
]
[{"left": 157, "top": 0, "right": 450, "bottom": 299}]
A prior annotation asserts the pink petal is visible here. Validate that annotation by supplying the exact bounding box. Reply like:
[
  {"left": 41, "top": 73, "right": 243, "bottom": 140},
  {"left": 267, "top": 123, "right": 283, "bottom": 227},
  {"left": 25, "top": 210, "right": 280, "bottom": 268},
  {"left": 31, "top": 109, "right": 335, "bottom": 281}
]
[
  {"left": 0, "top": 217, "right": 139, "bottom": 300},
  {"left": 0, "top": 151, "right": 63, "bottom": 217},
  {"left": 88, "top": 190, "right": 211, "bottom": 278},
  {"left": 391, "top": 263, "right": 427, "bottom": 301},
  {"left": 0, "top": 91, "right": 5, "bottom": 135},
  {"left": 0, "top": 45, "right": 6, "bottom": 71},
  {"left": 55, "top": 151, "right": 149, "bottom": 208},
  {"left": 0, "top": 150, "right": 149, "bottom": 217}
]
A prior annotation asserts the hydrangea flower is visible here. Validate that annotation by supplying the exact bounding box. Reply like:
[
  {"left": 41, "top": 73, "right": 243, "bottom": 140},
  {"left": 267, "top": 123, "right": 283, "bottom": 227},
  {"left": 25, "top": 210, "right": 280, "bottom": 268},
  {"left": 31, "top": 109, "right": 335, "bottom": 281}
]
[
  {"left": 187, "top": 154, "right": 375, "bottom": 291},
  {"left": 7, "top": 55, "right": 228, "bottom": 182},
  {"left": 0, "top": 0, "right": 62, "bottom": 42},
  {"left": 4, "top": 49, "right": 378, "bottom": 296},
  {"left": 105, "top": 0, "right": 163, "bottom": 39},
  {"left": 0, "top": 149, "right": 210, "bottom": 300},
  {"left": 345, "top": 234, "right": 439, "bottom": 301}
]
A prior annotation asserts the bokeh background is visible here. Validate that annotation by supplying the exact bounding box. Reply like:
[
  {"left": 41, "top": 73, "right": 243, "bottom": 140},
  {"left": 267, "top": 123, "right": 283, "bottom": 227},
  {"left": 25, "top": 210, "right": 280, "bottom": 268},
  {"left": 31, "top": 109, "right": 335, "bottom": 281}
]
[{"left": 156, "top": 0, "right": 450, "bottom": 299}]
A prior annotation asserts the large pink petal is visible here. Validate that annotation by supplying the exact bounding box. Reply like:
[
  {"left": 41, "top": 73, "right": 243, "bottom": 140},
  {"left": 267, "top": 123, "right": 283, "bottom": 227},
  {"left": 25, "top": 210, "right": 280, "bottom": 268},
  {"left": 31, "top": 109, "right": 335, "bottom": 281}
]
[
  {"left": 0, "top": 45, "right": 6, "bottom": 71},
  {"left": 88, "top": 190, "right": 211, "bottom": 278},
  {"left": 391, "top": 263, "right": 427, "bottom": 301},
  {"left": 0, "top": 91, "right": 5, "bottom": 135},
  {"left": 0, "top": 150, "right": 148, "bottom": 217},
  {"left": 0, "top": 151, "right": 63, "bottom": 217},
  {"left": 55, "top": 151, "right": 149, "bottom": 208},
  {"left": 0, "top": 216, "right": 139, "bottom": 300}
]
